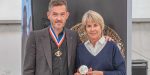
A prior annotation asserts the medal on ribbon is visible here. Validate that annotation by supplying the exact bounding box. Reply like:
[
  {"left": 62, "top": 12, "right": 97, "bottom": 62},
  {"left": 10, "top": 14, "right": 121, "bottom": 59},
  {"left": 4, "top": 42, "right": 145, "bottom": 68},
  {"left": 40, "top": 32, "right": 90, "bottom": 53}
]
[
  {"left": 54, "top": 49, "right": 62, "bottom": 57},
  {"left": 49, "top": 25, "right": 65, "bottom": 57}
]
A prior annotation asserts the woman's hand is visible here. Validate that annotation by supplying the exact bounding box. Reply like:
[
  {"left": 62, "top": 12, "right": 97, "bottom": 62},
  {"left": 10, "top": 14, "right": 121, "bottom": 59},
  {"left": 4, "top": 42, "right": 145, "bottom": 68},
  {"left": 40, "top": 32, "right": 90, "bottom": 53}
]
[
  {"left": 74, "top": 69, "right": 81, "bottom": 75},
  {"left": 74, "top": 72, "right": 81, "bottom": 75},
  {"left": 87, "top": 68, "right": 103, "bottom": 75},
  {"left": 87, "top": 71, "right": 103, "bottom": 75}
]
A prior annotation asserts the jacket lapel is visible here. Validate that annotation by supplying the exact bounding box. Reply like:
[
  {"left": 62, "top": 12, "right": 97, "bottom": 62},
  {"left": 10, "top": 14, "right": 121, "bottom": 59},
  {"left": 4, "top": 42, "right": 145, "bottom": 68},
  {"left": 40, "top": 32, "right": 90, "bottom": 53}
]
[
  {"left": 65, "top": 28, "right": 73, "bottom": 67},
  {"left": 41, "top": 27, "right": 52, "bottom": 72}
]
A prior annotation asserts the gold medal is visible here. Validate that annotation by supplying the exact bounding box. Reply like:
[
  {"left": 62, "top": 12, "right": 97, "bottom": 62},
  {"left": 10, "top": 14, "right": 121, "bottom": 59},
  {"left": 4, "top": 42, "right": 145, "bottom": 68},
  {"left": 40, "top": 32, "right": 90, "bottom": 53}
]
[{"left": 54, "top": 49, "right": 62, "bottom": 57}]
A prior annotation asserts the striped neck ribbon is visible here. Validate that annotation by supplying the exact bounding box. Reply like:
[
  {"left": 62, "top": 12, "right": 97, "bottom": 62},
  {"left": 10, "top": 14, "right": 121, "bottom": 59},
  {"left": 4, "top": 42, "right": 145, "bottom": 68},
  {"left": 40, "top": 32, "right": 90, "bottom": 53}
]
[{"left": 49, "top": 25, "right": 65, "bottom": 48}]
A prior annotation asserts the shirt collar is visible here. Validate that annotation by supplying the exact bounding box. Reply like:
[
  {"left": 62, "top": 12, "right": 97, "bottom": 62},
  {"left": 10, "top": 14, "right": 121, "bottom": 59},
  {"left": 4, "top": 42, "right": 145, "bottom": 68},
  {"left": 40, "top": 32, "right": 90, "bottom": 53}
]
[
  {"left": 49, "top": 24, "right": 65, "bottom": 40},
  {"left": 85, "top": 36, "right": 106, "bottom": 45}
]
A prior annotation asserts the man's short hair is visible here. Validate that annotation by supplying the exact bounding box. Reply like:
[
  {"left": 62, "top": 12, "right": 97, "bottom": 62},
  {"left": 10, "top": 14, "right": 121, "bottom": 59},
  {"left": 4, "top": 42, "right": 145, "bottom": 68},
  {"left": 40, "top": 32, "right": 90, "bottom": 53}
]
[{"left": 48, "top": 0, "right": 68, "bottom": 11}]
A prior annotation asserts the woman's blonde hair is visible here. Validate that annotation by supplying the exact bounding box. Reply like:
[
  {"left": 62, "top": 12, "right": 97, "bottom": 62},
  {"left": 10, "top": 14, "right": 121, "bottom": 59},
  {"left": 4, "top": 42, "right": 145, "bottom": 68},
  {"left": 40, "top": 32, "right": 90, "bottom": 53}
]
[{"left": 82, "top": 10, "right": 105, "bottom": 30}]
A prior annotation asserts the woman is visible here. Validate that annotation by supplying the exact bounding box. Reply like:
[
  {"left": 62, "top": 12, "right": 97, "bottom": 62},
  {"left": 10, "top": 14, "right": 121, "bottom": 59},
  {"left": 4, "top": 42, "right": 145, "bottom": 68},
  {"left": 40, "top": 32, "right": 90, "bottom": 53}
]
[{"left": 75, "top": 10, "right": 126, "bottom": 75}]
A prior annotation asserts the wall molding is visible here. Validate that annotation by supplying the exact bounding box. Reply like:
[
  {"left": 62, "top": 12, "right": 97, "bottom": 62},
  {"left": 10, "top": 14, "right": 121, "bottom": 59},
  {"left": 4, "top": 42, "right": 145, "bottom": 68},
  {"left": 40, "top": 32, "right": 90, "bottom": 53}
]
[
  {"left": 132, "top": 18, "right": 150, "bottom": 23},
  {"left": 0, "top": 20, "right": 21, "bottom": 25}
]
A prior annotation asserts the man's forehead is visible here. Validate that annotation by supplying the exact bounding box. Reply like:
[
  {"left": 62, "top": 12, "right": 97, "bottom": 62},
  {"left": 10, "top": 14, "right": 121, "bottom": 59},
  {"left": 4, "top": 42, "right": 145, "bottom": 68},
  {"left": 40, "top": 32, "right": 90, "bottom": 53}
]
[
  {"left": 50, "top": 10, "right": 67, "bottom": 14},
  {"left": 50, "top": 5, "right": 67, "bottom": 11}
]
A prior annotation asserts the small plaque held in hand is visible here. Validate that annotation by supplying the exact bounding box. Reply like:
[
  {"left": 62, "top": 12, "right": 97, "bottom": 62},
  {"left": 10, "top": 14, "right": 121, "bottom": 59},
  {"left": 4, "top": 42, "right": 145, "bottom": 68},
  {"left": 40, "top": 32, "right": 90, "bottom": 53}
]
[{"left": 79, "top": 65, "right": 88, "bottom": 75}]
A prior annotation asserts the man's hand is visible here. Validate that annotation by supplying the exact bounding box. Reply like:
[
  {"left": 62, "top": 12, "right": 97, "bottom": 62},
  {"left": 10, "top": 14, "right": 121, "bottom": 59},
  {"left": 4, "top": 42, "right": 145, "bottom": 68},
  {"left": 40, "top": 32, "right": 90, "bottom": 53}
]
[{"left": 104, "top": 36, "right": 114, "bottom": 41}]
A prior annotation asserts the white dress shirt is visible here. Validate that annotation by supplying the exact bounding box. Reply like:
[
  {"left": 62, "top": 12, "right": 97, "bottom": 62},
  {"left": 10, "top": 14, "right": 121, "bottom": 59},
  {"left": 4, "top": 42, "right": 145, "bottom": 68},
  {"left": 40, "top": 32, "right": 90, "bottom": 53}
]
[{"left": 84, "top": 36, "right": 107, "bottom": 56}]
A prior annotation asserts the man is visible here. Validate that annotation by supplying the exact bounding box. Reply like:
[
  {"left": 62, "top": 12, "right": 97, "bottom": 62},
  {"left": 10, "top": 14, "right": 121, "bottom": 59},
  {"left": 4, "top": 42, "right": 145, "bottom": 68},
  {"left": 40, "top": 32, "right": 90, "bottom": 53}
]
[{"left": 23, "top": 0, "right": 80, "bottom": 75}]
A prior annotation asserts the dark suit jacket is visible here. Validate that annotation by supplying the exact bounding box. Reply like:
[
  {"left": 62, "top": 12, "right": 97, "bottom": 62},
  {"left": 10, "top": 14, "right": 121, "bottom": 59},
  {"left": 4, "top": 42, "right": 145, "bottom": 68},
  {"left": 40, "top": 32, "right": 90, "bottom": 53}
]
[{"left": 23, "top": 27, "right": 80, "bottom": 75}]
